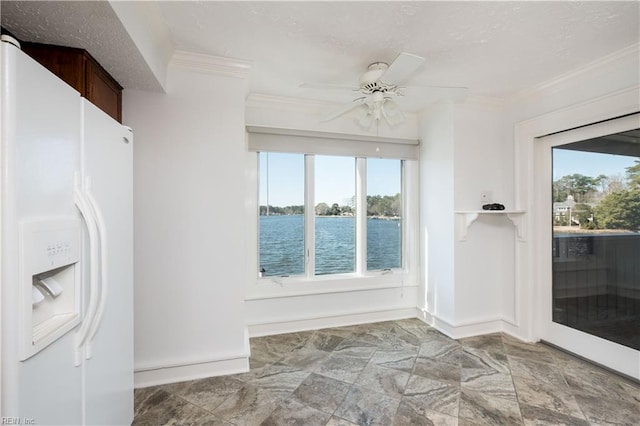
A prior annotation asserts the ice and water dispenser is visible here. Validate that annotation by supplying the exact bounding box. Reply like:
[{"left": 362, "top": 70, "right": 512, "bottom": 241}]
[{"left": 19, "top": 218, "right": 81, "bottom": 360}]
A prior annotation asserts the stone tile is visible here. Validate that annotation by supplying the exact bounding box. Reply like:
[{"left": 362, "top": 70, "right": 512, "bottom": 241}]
[
  {"left": 248, "top": 356, "right": 271, "bottom": 370},
  {"left": 402, "top": 374, "right": 460, "bottom": 417},
  {"left": 249, "top": 333, "right": 306, "bottom": 366},
  {"left": 325, "top": 416, "right": 360, "bottom": 426},
  {"left": 574, "top": 392, "right": 640, "bottom": 425},
  {"left": 393, "top": 400, "right": 457, "bottom": 426},
  {"left": 460, "top": 346, "right": 510, "bottom": 374},
  {"left": 236, "top": 362, "right": 310, "bottom": 392},
  {"left": 161, "top": 375, "right": 245, "bottom": 412},
  {"left": 460, "top": 333, "right": 504, "bottom": 353},
  {"left": 315, "top": 353, "right": 370, "bottom": 383},
  {"left": 508, "top": 356, "right": 567, "bottom": 387},
  {"left": 250, "top": 332, "right": 310, "bottom": 360},
  {"left": 461, "top": 369, "right": 517, "bottom": 401},
  {"left": 520, "top": 403, "right": 589, "bottom": 426},
  {"left": 369, "top": 347, "right": 418, "bottom": 373},
  {"left": 459, "top": 389, "right": 523, "bottom": 425},
  {"left": 333, "top": 338, "right": 379, "bottom": 359},
  {"left": 562, "top": 361, "right": 640, "bottom": 405},
  {"left": 261, "top": 398, "right": 331, "bottom": 426},
  {"left": 334, "top": 385, "right": 401, "bottom": 426},
  {"left": 502, "top": 335, "right": 555, "bottom": 364},
  {"left": 211, "top": 384, "right": 288, "bottom": 426},
  {"left": 278, "top": 346, "right": 330, "bottom": 372},
  {"left": 350, "top": 328, "right": 402, "bottom": 349},
  {"left": 132, "top": 389, "right": 223, "bottom": 426},
  {"left": 389, "top": 323, "right": 434, "bottom": 347},
  {"left": 292, "top": 373, "right": 351, "bottom": 414},
  {"left": 318, "top": 324, "right": 366, "bottom": 339},
  {"left": 394, "top": 319, "right": 439, "bottom": 342},
  {"left": 134, "top": 387, "right": 162, "bottom": 417},
  {"left": 413, "top": 356, "right": 461, "bottom": 386},
  {"left": 134, "top": 320, "right": 640, "bottom": 426},
  {"left": 354, "top": 363, "right": 411, "bottom": 398},
  {"left": 304, "top": 332, "right": 344, "bottom": 352},
  {"left": 512, "top": 376, "right": 584, "bottom": 419},
  {"left": 418, "top": 337, "right": 463, "bottom": 366},
  {"left": 458, "top": 419, "right": 487, "bottom": 426}
]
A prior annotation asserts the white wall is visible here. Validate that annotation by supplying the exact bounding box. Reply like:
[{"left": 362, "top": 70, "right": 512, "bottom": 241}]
[
  {"left": 418, "top": 103, "right": 456, "bottom": 322},
  {"left": 124, "top": 60, "right": 250, "bottom": 387},
  {"left": 418, "top": 101, "right": 517, "bottom": 337},
  {"left": 453, "top": 102, "right": 515, "bottom": 327}
]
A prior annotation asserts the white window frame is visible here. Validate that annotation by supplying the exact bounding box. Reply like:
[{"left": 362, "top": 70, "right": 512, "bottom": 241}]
[{"left": 245, "top": 127, "right": 420, "bottom": 300}]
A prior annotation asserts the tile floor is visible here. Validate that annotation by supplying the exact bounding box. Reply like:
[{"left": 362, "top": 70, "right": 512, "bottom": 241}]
[{"left": 133, "top": 318, "right": 640, "bottom": 425}]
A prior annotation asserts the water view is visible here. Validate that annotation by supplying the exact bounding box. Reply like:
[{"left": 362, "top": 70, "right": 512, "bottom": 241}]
[{"left": 259, "top": 215, "right": 401, "bottom": 276}]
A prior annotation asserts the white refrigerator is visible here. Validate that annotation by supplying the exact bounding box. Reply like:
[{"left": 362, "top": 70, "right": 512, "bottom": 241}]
[{"left": 0, "top": 38, "right": 133, "bottom": 425}]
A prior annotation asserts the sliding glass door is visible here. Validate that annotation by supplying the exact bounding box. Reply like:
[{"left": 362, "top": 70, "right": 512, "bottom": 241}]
[{"left": 537, "top": 114, "right": 640, "bottom": 379}]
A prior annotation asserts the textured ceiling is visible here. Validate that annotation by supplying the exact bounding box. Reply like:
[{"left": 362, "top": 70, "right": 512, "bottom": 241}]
[
  {"left": 2, "top": 1, "right": 639, "bottom": 110},
  {"left": 0, "top": 0, "right": 163, "bottom": 91},
  {"left": 157, "top": 1, "right": 639, "bottom": 107}
]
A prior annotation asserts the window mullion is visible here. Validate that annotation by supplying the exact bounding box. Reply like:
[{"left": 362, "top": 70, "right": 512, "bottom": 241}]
[
  {"left": 305, "top": 154, "right": 315, "bottom": 278},
  {"left": 356, "top": 158, "right": 367, "bottom": 274}
]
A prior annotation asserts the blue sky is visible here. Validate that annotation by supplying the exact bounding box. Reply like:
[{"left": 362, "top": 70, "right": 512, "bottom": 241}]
[
  {"left": 259, "top": 149, "right": 639, "bottom": 207},
  {"left": 553, "top": 149, "right": 639, "bottom": 181},
  {"left": 259, "top": 153, "right": 401, "bottom": 207}
]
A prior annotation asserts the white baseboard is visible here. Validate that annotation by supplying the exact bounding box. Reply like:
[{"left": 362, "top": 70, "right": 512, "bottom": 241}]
[
  {"left": 134, "top": 354, "right": 250, "bottom": 389},
  {"left": 248, "top": 307, "right": 422, "bottom": 337},
  {"left": 417, "top": 309, "right": 521, "bottom": 340}
]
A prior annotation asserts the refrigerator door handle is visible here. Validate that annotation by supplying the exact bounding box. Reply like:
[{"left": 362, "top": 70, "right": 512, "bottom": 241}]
[
  {"left": 84, "top": 183, "right": 109, "bottom": 359},
  {"left": 73, "top": 177, "right": 101, "bottom": 366}
]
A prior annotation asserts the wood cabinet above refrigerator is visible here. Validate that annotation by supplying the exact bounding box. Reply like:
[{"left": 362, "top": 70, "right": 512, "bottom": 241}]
[{"left": 22, "top": 42, "right": 123, "bottom": 123}]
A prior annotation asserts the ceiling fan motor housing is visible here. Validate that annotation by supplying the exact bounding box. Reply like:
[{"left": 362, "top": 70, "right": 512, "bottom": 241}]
[{"left": 359, "top": 62, "right": 387, "bottom": 85}]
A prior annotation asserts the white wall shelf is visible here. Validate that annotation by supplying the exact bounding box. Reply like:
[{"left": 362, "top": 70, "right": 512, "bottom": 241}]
[{"left": 455, "top": 210, "right": 526, "bottom": 241}]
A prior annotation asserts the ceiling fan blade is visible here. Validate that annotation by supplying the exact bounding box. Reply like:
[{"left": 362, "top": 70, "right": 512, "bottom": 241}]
[
  {"left": 380, "top": 52, "right": 426, "bottom": 85},
  {"left": 300, "top": 82, "right": 359, "bottom": 91},
  {"left": 321, "top": 98, "right": 367, "bottom": 122}
]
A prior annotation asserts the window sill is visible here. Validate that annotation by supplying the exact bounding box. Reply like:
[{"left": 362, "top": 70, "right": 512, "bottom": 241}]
[{"left": 245, "top": 271, "right": 417, "bottom": 301}]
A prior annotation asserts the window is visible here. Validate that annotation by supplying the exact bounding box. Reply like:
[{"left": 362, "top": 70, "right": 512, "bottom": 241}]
[
  {"left": 248, "top": 126, "right": 418, "bottom": 286},
  {"left": 258, "top": 153, "right": 405, "bottom": 278},
  {"left": 258, "top": 152, "right": 304, "bottom": 277},
  {"left": 367, "top": 158, "right": 402, "bottom": 271},
  {"left": 315, "top": 156, "right": 356, "bottom": 275}
]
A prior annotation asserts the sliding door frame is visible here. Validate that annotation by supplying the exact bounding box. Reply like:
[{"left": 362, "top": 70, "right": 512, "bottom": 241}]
[
  {"left": 513, "top": 87, "right": 640, "bottom": 380},
  {"left": 535, "top": 115, "right": 639, "bottom": 378}
]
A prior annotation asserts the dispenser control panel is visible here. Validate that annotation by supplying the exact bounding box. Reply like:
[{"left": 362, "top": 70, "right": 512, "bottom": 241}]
[
  {"left": 25, "top": 223, "right": 80, "bottom": 274},
  {"left": 19, "top": 218, "right": 82, "bottom": 360}
]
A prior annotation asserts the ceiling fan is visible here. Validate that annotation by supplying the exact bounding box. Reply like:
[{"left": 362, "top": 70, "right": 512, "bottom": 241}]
[{"left": 301, "top": 52, "right": 468, "bottom": 128}]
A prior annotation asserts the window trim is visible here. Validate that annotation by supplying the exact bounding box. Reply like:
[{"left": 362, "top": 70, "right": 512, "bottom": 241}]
[{"left": 245, "top": 144, "right": 419, "bottom": 299}]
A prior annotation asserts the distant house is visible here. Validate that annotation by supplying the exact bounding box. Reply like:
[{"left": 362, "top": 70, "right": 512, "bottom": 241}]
[{"left": 553, "top": 195, "right": 576, "bottom": 225}]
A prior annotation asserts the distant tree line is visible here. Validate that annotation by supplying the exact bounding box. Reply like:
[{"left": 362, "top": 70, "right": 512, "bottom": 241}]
[
  {"left": 553, "top": 159, "right": 640, "bottom": 231},
  {"left": 259, "top": 193, "right": 402, "bottom": 218},
  {"left": 259, "top": 205, "right": 303, "bottom": 216}
]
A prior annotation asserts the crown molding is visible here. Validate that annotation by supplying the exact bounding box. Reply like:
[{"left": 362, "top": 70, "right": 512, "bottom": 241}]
[
  {"left": 510, "top": 42, "right": 640, "bottom": 103},
  {"left": 170, "top": 50, "right": 252, "bottom": 79}
]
